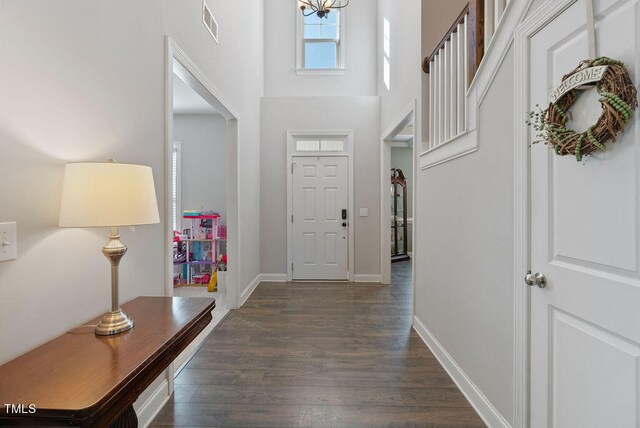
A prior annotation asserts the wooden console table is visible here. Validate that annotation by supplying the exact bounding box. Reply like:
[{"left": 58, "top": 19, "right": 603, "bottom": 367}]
[{"left": 0, "top": 296, "right": 215, "bottom": 427}]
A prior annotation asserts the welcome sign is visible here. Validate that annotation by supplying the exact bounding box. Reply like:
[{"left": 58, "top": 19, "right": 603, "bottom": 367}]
[{"left": 548, "top": 65, "right": 609, "bottom": 103}]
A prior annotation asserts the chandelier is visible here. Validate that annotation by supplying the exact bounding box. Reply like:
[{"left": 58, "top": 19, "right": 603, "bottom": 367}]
[{"left": 298, "top": 0, "right": 349, "bottom": 19}]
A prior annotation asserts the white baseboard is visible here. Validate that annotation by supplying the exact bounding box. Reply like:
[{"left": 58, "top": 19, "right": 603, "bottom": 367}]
[
  {"left": 412, "top": 316, "right": 511, "bottom": 428},
  {"left": 354, "top": 274, "right": 382, "bottom": 283},
  {"left": 258, "top": 273, "right": 380, "bottom": 283},
  {"left": 240, "top": 274, "right": 261, "bottom": 306},
  {"left": 260, "top": 273, "right": 288, "bottom": 282},
  {"left": 136, "top": 379, "right": 170, "bottom": 428},
  {"left": 255, "top": 273, "right": 381, "bottom": 285}
]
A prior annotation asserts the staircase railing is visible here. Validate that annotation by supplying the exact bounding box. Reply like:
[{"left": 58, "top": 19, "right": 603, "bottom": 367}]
[{"left": 422, "top": 0, "right": 510, "bottom": 149}]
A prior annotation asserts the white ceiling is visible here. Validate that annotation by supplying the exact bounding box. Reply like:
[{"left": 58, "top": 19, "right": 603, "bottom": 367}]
[
  {"left": 173, "top": 74, "right": 219, "bottom": 115},
  {"left": 390, "top": 124, "right": 414, "bottom": 148}
]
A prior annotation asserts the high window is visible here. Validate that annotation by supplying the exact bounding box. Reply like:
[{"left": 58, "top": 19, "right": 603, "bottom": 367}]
[
  {"left": 297, "top": 9, "right": 345, "bottom": 74},
  {"left": 383, "top": 18, "right": 390, "bottom": 90}
]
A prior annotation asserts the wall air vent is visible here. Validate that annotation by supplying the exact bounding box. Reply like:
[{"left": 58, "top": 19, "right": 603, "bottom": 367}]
[{"left": 202, "top": 1, "right": 219, "bottom": 44}]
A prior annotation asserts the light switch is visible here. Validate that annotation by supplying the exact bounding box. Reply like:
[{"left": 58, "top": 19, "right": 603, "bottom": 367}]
[
  {"left": 359, "top": 208, "right": 369, "bottom": 217},
  {"left": 0, "top": 222, "right": 17, "bottom": 262}
]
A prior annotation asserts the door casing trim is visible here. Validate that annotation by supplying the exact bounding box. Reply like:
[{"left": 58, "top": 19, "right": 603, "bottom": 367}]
[
  {"left": 381, "top": 100, "right": 417, "bottom": 288},
  {"left": 286, "top": 130, "right": 355, "bottom": 282}
]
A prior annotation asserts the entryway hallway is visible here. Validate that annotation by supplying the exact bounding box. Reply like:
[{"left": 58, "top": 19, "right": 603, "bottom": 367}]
[{"left": 151, "top": 261, "right": 484, "bottom": 427}]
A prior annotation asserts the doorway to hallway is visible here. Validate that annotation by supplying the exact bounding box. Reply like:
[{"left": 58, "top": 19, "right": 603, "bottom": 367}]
[
  {"left": 165, "top": 37, "right": 241, "bottom": 377},
  {"left": 391, "top": 146, "right": 413, "bottom": 263},
  {"left": 381, "top": 102, "right": 417, "bottom": 288}
]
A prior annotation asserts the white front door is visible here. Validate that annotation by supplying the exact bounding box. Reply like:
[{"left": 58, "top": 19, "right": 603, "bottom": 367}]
[
  {"left": 292, "top": 156, "right": 349, "bottom": 280},
  {"left": 529, "top": 1, "right": 640, "bottom": 426}
]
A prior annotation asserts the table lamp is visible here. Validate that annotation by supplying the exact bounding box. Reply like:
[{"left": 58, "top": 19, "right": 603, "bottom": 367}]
[{"left": 59, "top": 160, "right": 160, "bottom": 336}]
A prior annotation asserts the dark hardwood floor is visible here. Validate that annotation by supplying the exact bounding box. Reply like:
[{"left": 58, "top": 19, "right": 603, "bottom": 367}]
[{"left": 151, "top": 261, "right": 485, "bottom": 427}]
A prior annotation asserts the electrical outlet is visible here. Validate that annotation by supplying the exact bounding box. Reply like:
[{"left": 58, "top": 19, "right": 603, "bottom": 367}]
[
  {"left": 359, "top": 208, "right": 369, "bottom": 217},
  {"left": 0, "top": 222, "right": 17, "bottom": 262}
]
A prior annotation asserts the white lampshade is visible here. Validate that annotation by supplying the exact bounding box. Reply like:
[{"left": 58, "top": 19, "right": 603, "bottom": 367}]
[{"left": 59, "top": 162, "right": 160, "bottom": 228}]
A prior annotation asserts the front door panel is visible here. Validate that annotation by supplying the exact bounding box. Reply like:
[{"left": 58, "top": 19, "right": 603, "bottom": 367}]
[{"left": 292, "top": 156, "right": 348, "bottom": 280}]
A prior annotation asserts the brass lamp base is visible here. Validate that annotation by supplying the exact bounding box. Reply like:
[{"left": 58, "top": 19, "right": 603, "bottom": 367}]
[
  {"left": 95, "top": 226, "right": 134, "bottom": 336},
  {"left": 95, "top": 309, "right": 134, "bottom": 336}
]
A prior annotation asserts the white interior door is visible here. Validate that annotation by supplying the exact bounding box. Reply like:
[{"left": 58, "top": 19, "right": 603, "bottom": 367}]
[
  {"left": 292, "top": 156, "right": 348, "bottom": 280},
  {"left": 529, "top": 1, "right": 640, "bottom": 426}
]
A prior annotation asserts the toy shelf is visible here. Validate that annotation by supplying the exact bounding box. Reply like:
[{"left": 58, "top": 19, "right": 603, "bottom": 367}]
[
  {"left": 173, "top": 212, "right": 226, "bottom": 287},
  {"left": 174, "top": 261, "right": 215, "bottom": 266}
]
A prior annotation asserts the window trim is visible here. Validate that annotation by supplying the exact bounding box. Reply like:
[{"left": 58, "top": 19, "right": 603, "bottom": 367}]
[{"left": 296, "top": 8, "right": 346, "bottom": 75}]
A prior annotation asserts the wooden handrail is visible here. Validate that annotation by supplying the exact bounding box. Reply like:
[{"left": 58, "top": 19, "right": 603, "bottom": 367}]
[
  {"left": 422, "top": 4, "right": 469, "bottom": 74},
  {"left": 422, "top": 0, "right": 484, "bottom": 86},
  {"left": 467, "top": 0, "right": 484, "bottom": 86}
]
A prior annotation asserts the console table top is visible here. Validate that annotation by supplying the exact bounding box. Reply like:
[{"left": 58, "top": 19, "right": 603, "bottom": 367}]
[{"left": 0, "top": 296, "right": 215, "bottom": 424}]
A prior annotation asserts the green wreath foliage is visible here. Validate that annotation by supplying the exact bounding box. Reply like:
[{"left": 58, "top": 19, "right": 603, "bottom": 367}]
[{"left": 527, "top": 57, "right": 638, "bottom": 161}]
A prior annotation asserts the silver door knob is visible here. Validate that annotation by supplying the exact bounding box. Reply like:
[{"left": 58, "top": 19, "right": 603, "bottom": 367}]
[{"left": 525, "top": 271, "right": 547, "bottom": 288}]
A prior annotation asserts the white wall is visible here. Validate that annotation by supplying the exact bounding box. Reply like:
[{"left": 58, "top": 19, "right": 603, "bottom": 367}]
[
  {"left": 264, "top": 0, "right": 378, "bottom": 97},
  {"left": 413, "top": 0, "right": 549, "bottom": 424},
  {"left": 417, "top": 50, "right": 516, "bottom": 422},
  {"left": 260, "top": 96, "right": 381, "bottom": 277},
  {"left": 376, "top": 0, "right": 421, "bottom": 278},
  {"left": 378, "top": 0, "right": 422, "bottom": 133},
  {"left": 0, "top": 0, "right": 263, "bottom": 364},
  {"left": 173, "top": 114, "right": 227, "bottom": 222},
  {"left": 261, "top": 1, "right": 381, "bottom": 278}
]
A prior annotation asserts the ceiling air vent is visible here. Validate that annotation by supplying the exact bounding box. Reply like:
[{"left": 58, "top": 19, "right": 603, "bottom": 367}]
[{"left": 202, "top": 1, "right": 219, "bottom": 44}]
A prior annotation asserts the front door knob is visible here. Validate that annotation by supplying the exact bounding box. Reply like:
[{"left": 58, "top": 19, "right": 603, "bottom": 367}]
[{"left": 525, "top": 271, "right": 547, "bottom": 288}]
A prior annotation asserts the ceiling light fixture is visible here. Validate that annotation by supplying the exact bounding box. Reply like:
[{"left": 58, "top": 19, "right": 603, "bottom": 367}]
[{"left": 298, "top": 0, "right": 349, "bottom": 19}]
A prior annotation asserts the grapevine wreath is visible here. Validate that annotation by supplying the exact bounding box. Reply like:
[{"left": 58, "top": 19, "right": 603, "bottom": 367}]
[{"left": 527, "top": 57, "right": 638, "bottom": 161}]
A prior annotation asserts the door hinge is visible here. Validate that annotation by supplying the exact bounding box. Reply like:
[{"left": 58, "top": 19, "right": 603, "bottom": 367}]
[
  {"left": 291, "top": 163, "right": 294, "bottom": 174},
  {"left": 291, "top": 214, "right": 294, "bottom": 223},
  {"left": 292, "top": 262, "right": 294, "bottom": 271}
]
